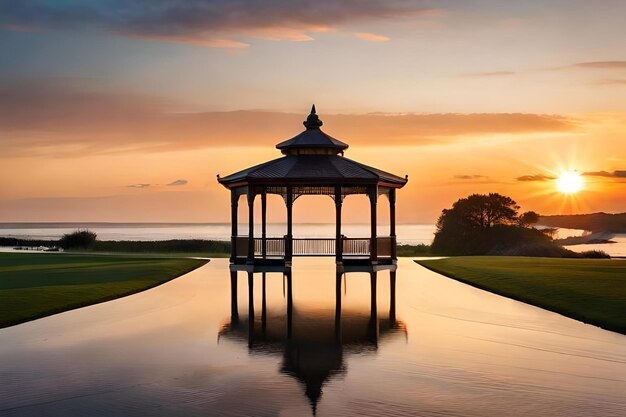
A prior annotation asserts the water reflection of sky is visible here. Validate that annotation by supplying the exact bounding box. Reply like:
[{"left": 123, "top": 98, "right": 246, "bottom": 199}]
[{"left": 0, "top": 259, "right": 625, "bottom": 416}]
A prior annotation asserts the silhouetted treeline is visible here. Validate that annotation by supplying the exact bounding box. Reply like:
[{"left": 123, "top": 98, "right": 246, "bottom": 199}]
[
  {"left": 92, "top": 239, "right": 231, "bottom": 253},
  {"left": 539, "top": 212, "right": 626, "bottom": 233},
  {"left": 397, "top": 244, "right": 432, "bottom": 256},
  {"left": 0, "top": 236, "right": 230, "bottom": 254},
  {"left": 0, "top": 237, "right": 58, "bottom": 247}
]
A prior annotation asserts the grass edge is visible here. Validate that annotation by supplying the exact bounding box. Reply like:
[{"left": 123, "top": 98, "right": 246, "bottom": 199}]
[
  {"left": 414, "top": 259, "right": 626, "bottom": 336},
  {"left": 0, "top": 258, "right": 210, "bottom": 329}
]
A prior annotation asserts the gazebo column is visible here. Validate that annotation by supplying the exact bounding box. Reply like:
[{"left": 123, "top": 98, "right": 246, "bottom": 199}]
[
  {"left": 389, "top": 270, "right": 397, "bottom": 324},
  {"left": 230, "top": 190, "right": 238, "bottom": 263},
  {"left": 369, "top": 271, "right": 379, "bottom": 345},
  {"left": 335, "top": 271, "right": 342, "bottom": 342},
  {"left": 247, "top": 271, "right": 254, "bottom": 347},
  {"left": 286, "top": 270, "right": 293, "bottom": 339},
  {"left": 389, "top": 188, "right": 397, "bottom": 260},
  {"left": 261, "top": 189, "right": 267, "bottom": 258},
  {"left": 285, "top": 186, "right": 293, "bottom": 262},
  {"left": 369, "top": 186, "right": 378, "bottom": 263},
  {"left": 230, "top": 270, "right": 238, "bottom": 322},
  {"left": 247, "top": 189, "right": 255, "bottom": 264},
  {"left": 335, "top": 186, "right": 343, "bottom": 263}
]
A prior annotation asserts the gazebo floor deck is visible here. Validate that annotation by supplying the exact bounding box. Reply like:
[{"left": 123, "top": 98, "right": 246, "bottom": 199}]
[{"left": 230, "top": 256, "right": 396, "bottom": 273}]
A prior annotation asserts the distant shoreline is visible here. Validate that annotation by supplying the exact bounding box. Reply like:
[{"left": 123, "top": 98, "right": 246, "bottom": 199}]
[
  {"left": 539, "top": 212, "right": 626, "bottom": 234},
  {"left": 0, "top": 222, "right": 435, "bottom": 227},
  {"left": 555, "top": 232, "right": 617, "bottom": 246}
]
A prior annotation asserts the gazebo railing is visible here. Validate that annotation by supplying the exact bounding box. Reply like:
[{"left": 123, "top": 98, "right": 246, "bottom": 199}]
[
  {"left": 254, "top": 237, "right": 285, "bottom": 257},
  {"left": 234, "top": 236, "right": 395, "bottom": 259},
  {"left": 343, "top": 238, "right": 370, "bottom": 256},
  {"left": 293, "top": 238, "right": 335, "bottom": 256}
]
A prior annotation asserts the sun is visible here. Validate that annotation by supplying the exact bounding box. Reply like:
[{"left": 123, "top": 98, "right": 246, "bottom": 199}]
[{"left": 556, "top": 171, "right": 584, "bottom": 194}]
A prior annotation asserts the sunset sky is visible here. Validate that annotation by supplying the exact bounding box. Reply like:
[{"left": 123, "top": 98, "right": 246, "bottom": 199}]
[{"left": 1, "top": 0, "right": 625, "bottom": 223}]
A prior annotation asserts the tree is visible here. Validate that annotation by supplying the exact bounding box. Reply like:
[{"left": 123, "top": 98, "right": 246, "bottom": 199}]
[
  {"left": 519, "top": 211, "right": 540, "bottom": 227},
  {"left": 435, "top": 193, "right": 520, "bottom": 231},
  {"left": 432, "top": 193, "right": 546, "bottom": 255},
  {"left": 58, "top": 229, "right": 97, "bottom": 250}
]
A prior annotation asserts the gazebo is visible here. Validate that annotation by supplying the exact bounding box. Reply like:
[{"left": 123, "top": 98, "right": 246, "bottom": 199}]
[{"left": 217, "top": 106, "right": 408, "bottom": 270}]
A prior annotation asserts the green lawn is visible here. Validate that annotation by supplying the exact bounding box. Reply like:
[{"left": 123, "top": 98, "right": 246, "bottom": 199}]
[
  {"left": 416, "top": 256, "right": 626, "bottom": 334},
  {"left": 0, "top": 252, "right": 209, "bottom": 328}
]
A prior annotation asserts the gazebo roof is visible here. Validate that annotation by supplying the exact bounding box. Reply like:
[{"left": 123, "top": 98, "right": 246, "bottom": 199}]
[
  {"left": 218, "top": 154, "right": 406, "bottom": 186},
  {"left": 218, "top": 106, "right": 408, "bottom": 188},
  {"left": 276, "top": 129, "right": 348, "bottom": 152},
  {"left": 276, "top": 105, "right": 348, "bottom": 153}
]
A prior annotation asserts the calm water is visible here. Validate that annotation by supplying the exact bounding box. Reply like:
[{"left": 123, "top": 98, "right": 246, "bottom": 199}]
[
  {"left": 0, "top": 223, "right": 435, "bottom": 245},
  {"left": 564, "top": 234, "right": 626, "bottom": 257},
  {"left": 1, "top": 258, "right": 625, "bottom": 416},
  {"left": 3, "top": 223, "right": 625, "bottom": 256}
]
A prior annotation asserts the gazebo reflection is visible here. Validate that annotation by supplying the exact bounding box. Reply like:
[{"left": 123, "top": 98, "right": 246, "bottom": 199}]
[{"left": 219, "top": 269, "right": 406, "bottom": 415}]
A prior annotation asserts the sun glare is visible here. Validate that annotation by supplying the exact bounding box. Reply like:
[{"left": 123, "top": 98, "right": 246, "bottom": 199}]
[{"left": 556, "top": 171, "right": 584, "bottom": 194}]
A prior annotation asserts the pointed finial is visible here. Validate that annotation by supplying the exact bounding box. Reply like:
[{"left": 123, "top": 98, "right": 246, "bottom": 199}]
[{"left": 304, "top": 104, "right": 323, "bottom": 130}]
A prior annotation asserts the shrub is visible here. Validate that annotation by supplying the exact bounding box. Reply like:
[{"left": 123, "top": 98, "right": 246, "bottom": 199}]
[
  {"left": 58, "top": 230, "right": 97, "bottom": 250},
  {"left": 576, "top": 250, "right": 611, "bottom": 259},
  {"left": 396, "top": 244, "right": 432, "bottom": 256}
]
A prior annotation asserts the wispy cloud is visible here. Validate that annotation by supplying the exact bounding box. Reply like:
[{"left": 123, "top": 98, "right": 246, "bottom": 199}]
[
  {"left": 594, "top": 78, "right": 626, "bottom": 86},
  {"left": 121, "top": 33, "right": 249, "bottom": 49},
  {"left": 454, "top": 174, "right": 487, "bottom": 180},
  {"left": 127, "top": 179, "right": 188, "bottom": 188},
  {"left": 0, "top": 79, "right": 581, "bottom": 157},
  {"left": 0, "top": 1, "right": 441, "bottom": 48},
  {"left": 354, "top": 32, "right": 390, "bottom": 42},
  {"left": 583, "top": 170, "right": 626, "bottom": 178},
  {"left": 569, "top": 61, "right": 626, "bottom": 69},
  {"left": 517, "top": 170, "right": 626, "bottom": 183},
  {"left": 167, "top": 179, "right": 188, "bottom": 186},
  {"left": 461, "top": 71, "right": 516, "bottom": 78},
  {"left": 463, "top": 60, "right": 626, "bottom": 80},
  {"left": 516, "top": 174, "right": 556, "bottom": 182}
]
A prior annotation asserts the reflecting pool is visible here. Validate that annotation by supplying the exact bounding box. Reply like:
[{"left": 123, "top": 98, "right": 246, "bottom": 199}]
[{"left": 1, "top": 259, "right": 625, "bottom": 416}]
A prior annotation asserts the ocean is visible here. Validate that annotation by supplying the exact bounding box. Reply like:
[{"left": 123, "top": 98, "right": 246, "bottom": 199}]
[{"left": 1, "top": 223, "right": 624, "bottom": 256}]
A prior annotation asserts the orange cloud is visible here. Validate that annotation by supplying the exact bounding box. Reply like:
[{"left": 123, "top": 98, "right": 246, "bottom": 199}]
[
  {"left": 517, "top": 174, "right": 556, "bottom": 182},
  {"left": 354, "top": 32, "right": 390, "bottom": 42},
  {"left": 0, "top": 80, "right": 581, "bottom": 157},
  {"left": 120, "top": 32, "right": 249, "bottom": 49}
]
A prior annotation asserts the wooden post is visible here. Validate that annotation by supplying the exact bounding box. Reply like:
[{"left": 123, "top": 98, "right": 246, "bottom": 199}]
[
  {"left": 389, "top": 188, "right": 397, "bottom": 260},
  {"left": 261, "top": 272, "right": 267, "bottom": 331},
  {"left": 230, "top": 190, "right": 238, "bottom": 263},
  {"left": 369, "top": 186, "right": 378, "bottom": 263},
  {"left": 335, "top": 186, "right": 342, "bottom": 263},
  {"left": 389, "top": 270, "right": 396, "bottom": 323},
  {"left": 286, "top": 186, "right": 293, "bottom": 262},
  {"left": 335, "top": 271, "right": 342, "bottom": 342},
  {"left": 247, "top": 272, "right": 254, "bottom": 347},
  {"left": 369, "top": 271, "right": 379, "bottom": 344},
  {"left": 247, "top": 188, "right": 255, "bottom": 264},
  {"left": 230, "top": 270, "right": 238, "bottom": 322},
  {"left": 286, "top": 270, "right": 293, "bottom": 339},
  {"left": 261, "top": 190, "right": 267, "bottom": 259}
]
